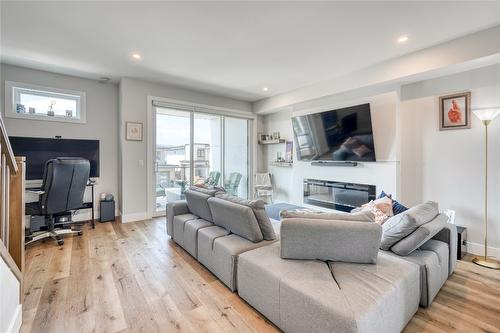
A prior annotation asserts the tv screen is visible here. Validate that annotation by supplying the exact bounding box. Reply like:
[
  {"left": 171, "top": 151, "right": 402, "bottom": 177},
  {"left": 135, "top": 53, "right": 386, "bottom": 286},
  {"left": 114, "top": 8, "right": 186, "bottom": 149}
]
[
  {"left": 9, "top": 136, "right": 100, "bottom": 180},
  {"left": 292, "top": 103, "right": 376, "bottom": 162}
]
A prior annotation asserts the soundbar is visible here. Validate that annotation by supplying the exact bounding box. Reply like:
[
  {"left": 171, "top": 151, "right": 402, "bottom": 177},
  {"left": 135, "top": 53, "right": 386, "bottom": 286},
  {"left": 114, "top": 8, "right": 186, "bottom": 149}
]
[{"left": 311, "top": 161, "right": 358, "bottom": 167}]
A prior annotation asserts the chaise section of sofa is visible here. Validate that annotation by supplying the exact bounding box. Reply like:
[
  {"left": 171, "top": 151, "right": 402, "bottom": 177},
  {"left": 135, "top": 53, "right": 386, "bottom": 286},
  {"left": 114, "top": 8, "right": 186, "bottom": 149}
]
[{"left": 238, "top": 242, "right": 420, "bottom": 333}]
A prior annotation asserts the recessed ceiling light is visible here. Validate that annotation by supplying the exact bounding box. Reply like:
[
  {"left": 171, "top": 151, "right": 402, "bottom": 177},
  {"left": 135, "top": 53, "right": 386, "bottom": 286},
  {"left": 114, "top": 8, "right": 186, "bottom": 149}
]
[
  {"left": 262, "top": 87, "right": 269, "bottom": 92},
  {"left": 397, "top": 36, "right": 409, "bottom": 43},
  {"left": 132, "top": 53, "right": 142, "bottom": 60}
]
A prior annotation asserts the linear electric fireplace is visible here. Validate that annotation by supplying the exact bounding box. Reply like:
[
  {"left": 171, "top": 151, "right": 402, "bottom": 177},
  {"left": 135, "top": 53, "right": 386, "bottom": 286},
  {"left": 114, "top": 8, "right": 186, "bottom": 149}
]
[{"left": 303, "top": 179, "right": 376, "bottom": 212}]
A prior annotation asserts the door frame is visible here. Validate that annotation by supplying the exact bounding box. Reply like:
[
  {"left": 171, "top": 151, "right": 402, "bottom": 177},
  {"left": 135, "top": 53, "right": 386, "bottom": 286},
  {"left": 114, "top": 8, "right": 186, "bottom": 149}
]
[{"left": 146, "top": 96, "right": 256, "bottom": 219}]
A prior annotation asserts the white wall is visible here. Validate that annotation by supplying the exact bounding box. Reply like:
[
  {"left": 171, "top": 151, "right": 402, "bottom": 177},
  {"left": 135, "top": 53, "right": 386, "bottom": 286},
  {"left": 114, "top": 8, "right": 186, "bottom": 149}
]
[
  {"left": 0, "top": 257, "right": 22, "bottom": 333},
  {"left": 0, "top": 64, "right": 119, "bottom": 219},
  {"left": 400, "top": 64, "right": 500, "bottom": 257},
  {"left": 261, "top": 92, "right": 399, "bottom": 207},
  {"left": 119, "top": 77, "right": 252, "bottom": 221}
]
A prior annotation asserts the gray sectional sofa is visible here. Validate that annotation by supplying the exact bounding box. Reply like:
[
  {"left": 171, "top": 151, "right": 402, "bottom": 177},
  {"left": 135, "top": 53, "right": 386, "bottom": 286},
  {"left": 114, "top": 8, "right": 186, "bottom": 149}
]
[{"left": 166, "top": 189, "right": 457, "bottom": 333}]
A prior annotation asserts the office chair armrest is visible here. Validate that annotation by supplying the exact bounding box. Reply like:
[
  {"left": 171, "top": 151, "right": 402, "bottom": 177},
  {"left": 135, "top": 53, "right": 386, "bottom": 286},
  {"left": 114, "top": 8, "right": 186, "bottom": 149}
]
[{"left": 26, "top": 190, "right": 45, "bottom": 195}]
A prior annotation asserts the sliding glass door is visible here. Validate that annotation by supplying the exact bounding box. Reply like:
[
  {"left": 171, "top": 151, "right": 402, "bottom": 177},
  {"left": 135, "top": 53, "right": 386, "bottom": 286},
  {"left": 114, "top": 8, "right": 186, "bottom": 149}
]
[
  {"left": 224, "top": 117, "right": 249, "bottom": 198},
  {"left": 153, "top": 103, "right": 252, "bottom": 215},
  {"left": 154, "top": 108, "right": 191, "bottom": 213}
]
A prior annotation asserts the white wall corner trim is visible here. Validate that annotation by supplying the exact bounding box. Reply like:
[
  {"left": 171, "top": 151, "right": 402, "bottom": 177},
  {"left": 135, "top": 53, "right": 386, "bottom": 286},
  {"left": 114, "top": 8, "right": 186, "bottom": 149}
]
[
  {"left": 121, "top": 211, "right": 149, "bottom": 223},
  {"left": 6, "top": 304, "right": 22, "bottom": 333}
]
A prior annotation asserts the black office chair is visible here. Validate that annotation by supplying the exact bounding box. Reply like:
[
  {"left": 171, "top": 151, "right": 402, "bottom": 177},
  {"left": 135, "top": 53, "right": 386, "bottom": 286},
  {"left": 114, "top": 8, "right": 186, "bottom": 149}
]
[{"left": 25, "top": 157, "right": 90, "bottom": 246}]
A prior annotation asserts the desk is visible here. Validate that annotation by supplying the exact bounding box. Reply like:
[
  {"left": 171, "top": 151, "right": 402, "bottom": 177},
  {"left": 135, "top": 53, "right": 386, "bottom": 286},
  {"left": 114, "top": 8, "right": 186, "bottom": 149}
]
[{"left": 26, "top": 181, "right": 96, "bottom": 229}]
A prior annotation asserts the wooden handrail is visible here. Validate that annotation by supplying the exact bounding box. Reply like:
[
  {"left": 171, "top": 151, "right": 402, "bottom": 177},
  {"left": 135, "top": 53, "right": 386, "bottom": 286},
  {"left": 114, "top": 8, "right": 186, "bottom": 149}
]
[{"left": 0, "top": 115, "right": 18, "bottom": 174}]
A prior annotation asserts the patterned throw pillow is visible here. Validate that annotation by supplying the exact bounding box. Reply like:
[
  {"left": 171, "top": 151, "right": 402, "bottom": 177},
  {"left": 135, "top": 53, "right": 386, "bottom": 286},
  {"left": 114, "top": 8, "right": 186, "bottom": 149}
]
[
  {"left": 362, "top": 201, "right": 390, "bottom": 225},
  {"left": 363, "top": 196, "right": 394, "bottom": 217}
]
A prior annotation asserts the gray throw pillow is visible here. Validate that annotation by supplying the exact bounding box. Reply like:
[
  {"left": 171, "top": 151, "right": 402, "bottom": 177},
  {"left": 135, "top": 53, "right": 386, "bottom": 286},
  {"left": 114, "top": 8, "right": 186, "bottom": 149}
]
[
  {"left": 380, "top": 201, "right": 439, "bottom": 250},
  {"left": 215, "top": 193, "right": 276, "bottom": 240},
  {"left": 391, "top": 214, "right": 448, "bottom": 256}
]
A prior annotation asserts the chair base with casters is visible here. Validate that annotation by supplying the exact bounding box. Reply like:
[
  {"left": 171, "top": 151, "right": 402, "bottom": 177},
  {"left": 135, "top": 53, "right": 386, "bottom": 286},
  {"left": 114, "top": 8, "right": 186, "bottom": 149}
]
[
  {"left": 25, "top": 226, "right": 82, "bottom": 247},
  {"left": 26, "top": 202, "right": 83, "bottom": 246}
]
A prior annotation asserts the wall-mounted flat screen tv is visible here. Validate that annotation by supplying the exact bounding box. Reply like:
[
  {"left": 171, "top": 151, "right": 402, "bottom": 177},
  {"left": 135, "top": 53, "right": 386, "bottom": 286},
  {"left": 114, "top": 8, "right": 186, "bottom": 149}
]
[
  {"left": 291, "top": 103, "right": 376, "bottom": 162},
  {"left": 9, "top": 136, "right": 100, "bottom": 180}
]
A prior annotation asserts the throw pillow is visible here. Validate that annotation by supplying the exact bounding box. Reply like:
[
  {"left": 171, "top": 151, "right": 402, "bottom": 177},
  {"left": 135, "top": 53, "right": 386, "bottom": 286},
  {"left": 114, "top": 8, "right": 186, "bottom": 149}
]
[
  {"left": 362, "top": 196, "right": 394, "bottom": 216},
  {"left": 362, "top": 201, "right": 389, "bottom": 225},
  {"left": 390, "top": 214, "right": 448, "bottom": 256},
  {"left": 379, "top": 201, "right": 439, "bottom": 250},
  {"left": 377, "top": 190, "right": 409, "bottom": 215}
]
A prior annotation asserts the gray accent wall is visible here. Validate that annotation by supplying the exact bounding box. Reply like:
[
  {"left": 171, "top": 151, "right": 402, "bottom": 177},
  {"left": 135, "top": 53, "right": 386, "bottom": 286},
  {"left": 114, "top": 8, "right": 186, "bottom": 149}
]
[{"left": 0, "top": 64, "right": 119, "bottom": 219}]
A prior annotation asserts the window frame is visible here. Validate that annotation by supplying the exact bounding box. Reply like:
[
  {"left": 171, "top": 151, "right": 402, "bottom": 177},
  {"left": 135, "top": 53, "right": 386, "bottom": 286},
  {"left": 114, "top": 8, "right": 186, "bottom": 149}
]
[{"left": 4, "top": 81, "right": 86, "bottom": 124}]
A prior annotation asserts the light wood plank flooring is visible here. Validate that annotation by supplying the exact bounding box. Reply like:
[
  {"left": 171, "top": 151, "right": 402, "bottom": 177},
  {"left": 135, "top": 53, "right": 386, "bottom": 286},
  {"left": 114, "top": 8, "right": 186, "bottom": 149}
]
[{"left": 21, "top": 218, "right": 500, "bottom": 333}]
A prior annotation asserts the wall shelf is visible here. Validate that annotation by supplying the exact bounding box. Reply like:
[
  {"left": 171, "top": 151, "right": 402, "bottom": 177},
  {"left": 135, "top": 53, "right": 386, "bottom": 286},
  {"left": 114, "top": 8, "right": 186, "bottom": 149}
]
[
  {"left": 270, "top": 161, "right": 293, "bottom": 167},
  {"left": 259, "top": 139, "right": 286, "bottom": 145}
]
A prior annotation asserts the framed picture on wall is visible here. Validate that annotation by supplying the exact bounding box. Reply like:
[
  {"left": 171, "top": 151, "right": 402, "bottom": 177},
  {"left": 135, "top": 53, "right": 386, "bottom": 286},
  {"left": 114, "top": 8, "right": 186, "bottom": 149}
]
[
  {"left": 439, "top": 91, "right": 471, "bottom": 130},
  {"left": 126, "top": 121, "right": 143, "bottom": 141}
]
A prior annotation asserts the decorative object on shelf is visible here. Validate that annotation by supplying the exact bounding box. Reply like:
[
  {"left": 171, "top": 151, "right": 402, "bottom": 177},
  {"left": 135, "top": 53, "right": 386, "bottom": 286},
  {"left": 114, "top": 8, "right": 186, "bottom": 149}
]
[
  {"left": 65, "top": 109, "right": 73, "bottom": 117},
  {"left": 439, "top": 91, "right": 471, "bottom": 130},
  {"left": 285, "top": 141, "right": 293, "bottom": 162},
  {"left": 28, "top": 107, "right": 35, "bottom": 114},
  {"left": 472, "top": 106, "right": 500, "bottom": 269},
  {"left": 16, "top": 103, "right": 26, "bottom": 113},
  {"left": 47, "top": 100, "right": 56, "bottom": 117},
  {"left": 126, "top": 121, "right": 143, "bottom": 141},
  {"left": 258, "top": 132, "right": 286, "bottom": 145}
]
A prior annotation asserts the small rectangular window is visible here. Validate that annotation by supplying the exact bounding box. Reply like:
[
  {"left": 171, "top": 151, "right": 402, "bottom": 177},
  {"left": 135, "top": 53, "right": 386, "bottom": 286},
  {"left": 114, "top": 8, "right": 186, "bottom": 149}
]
[{"left": 5, "top": 81, "right": 86, "bottom": 123}]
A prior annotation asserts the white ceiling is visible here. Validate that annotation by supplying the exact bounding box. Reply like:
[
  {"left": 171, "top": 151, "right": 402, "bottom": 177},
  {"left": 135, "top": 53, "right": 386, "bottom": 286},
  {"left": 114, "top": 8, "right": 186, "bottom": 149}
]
[{"left": 1, "top": 1, "right": 500, "bottom": 102}]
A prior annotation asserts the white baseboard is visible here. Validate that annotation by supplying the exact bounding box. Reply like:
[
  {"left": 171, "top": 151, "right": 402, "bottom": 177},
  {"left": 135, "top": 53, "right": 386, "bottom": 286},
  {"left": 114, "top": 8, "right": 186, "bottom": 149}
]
[
  {"left": 72, "top": 209, "right": 121, "bottom": 223},
  {"left": 121, "top": 212, "right": 149, "bottom": 223},
  {"left": 6, "top": 304, "right": 22, "bottom": 333},
  {"left": 467, "top": 241, "right": 500, "bottom": 258}
]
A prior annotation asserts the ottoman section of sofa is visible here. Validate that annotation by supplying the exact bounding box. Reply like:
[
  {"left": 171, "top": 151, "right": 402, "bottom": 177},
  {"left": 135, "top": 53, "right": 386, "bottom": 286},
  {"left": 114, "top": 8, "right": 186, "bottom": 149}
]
[{"left": 328, "top": 251, "right": 420, "bottom": 333}]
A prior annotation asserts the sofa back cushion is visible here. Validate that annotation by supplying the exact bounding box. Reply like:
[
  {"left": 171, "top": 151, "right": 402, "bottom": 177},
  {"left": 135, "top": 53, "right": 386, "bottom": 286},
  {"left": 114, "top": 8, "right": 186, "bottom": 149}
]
[
  {"left": 380, "top": 201, "right": 439, "bottom": 250},
  {"left": 279, "top": 209, "right": 374, "bottom": 222},
  {"left": 390, "top": 214, "right": 448, "bottom": 256},
  {"left": 280, "top": 218, "right": 382, "bottom": 263},
  {"left": 185, "top": 189, "right": 214, "bottom": 222},
  {"left": 207, "top": 197, "right": 264, "bottom": 242},
  {"left": 215, "top": 193, "right": 276, "bottom": 240}
]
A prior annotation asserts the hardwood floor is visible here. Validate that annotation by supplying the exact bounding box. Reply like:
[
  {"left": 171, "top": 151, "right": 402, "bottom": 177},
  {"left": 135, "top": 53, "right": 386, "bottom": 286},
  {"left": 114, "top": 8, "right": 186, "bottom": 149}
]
[{"left": 21, "top": 218, "right": 500, "bottom": 333}]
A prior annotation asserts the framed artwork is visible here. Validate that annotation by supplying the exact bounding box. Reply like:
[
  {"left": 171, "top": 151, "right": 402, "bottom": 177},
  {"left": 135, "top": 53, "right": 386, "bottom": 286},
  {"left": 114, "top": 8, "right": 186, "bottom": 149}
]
[
  {"left": 439, "top": 92, "right": 471, "bottom": 130},
  {"left": 126, "top": 121, "right": 143, "bottom": 141},
  {"left": 285, "top": 141, "right": 293, "bottom": 162}
]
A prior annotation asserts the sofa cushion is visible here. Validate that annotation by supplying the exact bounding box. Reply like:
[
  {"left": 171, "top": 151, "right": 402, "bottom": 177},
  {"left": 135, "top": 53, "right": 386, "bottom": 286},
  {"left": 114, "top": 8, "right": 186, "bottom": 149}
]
[
  {"left": 391, "top": 214, "right": 448, "bottom": 256},
  {"left": 380, "top": 201, "right": 439, "bottom": 250},
  {"left": 279, "top": 209, "right": 375, "bottom": 222},
  {"left": 280, "top": 218, "right": 382, "bottom": 263},
  {"left": 215, "top": 193, "right": 276, "bottom": 240},
  {"left": 384, "top": 240, "right": 449, "bottom": 307},
  {"left": 182, "top": 219, "right": 213, "bottom": 258},
  {"left": 172, "top": 213, "right": 198, "bottom": 246},
  {"left": 207, "top": 197, "right": 263, "bottom": 242},
  {"left": 198, "top": 229, "right": 275, "bottom": 291},
  {"left": 185, "top": 189, "right": 214, "bottom": 222},
  {"left": 189, "top": 186, "right": 218, "bottom": 196}
]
